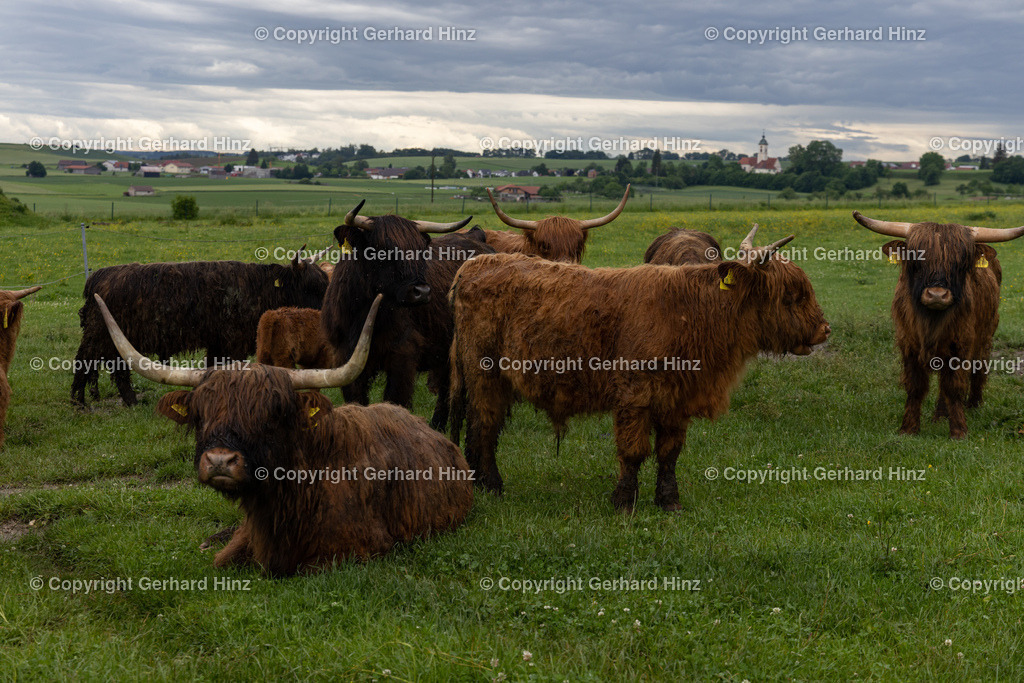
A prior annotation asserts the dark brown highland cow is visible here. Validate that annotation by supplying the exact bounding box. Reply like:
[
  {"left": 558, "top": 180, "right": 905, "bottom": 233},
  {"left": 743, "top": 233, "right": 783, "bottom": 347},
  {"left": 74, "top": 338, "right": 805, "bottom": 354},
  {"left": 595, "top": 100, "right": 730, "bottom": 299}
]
[
  {"left": 481, "top": 185, "right": 630, "bottom": 262},
  {"left": 95, "top": 293, "right": 472, "bottom": 576},
  {"left": 321, "top": 201, "right": 493, "bottom": 431},
  {"left": 644, "top": 227, "right": 723, "bottom": 265},
  {"left": 450, "top": 225, "right": 830, "bottom": 511},
  {"left": 0, "top": 286, "right": 40, "bottom": 448},
  {"left": 72, "top": 253, "right": 329, "bottom": 406},
  {"left": 853, "top": 211, "right": 1024, "bottom": 438}
]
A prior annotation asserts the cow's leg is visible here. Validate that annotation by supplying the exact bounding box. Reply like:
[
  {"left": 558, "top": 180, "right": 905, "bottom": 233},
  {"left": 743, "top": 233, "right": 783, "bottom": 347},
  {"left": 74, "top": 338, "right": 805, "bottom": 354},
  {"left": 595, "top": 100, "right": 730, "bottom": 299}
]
[
  {"left": 429, "top": 365, "right": 450, "bottom": 432},
  {"left": 938, "top": 366, "right": 969, "bottom": 439},
  {"left": 213, "top": 524, "right": 253, "bottom": 568},
  {"left": 932, "top": 394, "right": 948, "bottom": 422},
  {"left": 898, "top": 354, "right": 928, "bottom": 435},
  {"left": 968, "top": 338, "right": 993, "bottom": 409},
  {"left": 382, "top": 355, "right": 417, "bottom": 409},
  {"left": 465, "top": 381, "right": 509, "bottom": 494},
  {"left": 342, "top": 371, "right": 372, "bottom": 405},
  {"left": 200, "top": 525, "right": 238, "bottom": 550},
  {"left": 112, "top": 365, "right": 137, "bottom": 406},
  {"left": 611, "top": 409, "right": 651, "bottom": 512},
  {"left": 653, "top": 420, "right": 688, "bottom": 511}
]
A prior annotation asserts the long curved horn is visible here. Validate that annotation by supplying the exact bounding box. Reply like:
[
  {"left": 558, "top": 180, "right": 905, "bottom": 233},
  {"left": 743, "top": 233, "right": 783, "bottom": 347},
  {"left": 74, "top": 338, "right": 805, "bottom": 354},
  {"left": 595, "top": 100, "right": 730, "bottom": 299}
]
[
  {"left": 753, "top": 235, "right": 795, "bottom": 263},
  {"left": 8, "top": 286, "right": 41, "bottom": 299},
  {"left": 94, "top": 294, "right": 205, "bottom": 387},
  {"left": 487, "top": 189, "right": 538, "bottom": 231},
  {"left": 286, "top": 294, "right": 382, "bottom": 389},
  {"left": 969, "top": 225, "right": 1024, "bottom": 243},
  {"left": 852, "top": 211, "right": 913, "bottom": 238},
  {"left": 579, "top": 184, "right": 631, "bottom": 229},
  {"left": 414, "top": 216, "right": 474, "bottom": 234},
  {"left": 344, "top": 200, "right": 374, "bottom": 230}
]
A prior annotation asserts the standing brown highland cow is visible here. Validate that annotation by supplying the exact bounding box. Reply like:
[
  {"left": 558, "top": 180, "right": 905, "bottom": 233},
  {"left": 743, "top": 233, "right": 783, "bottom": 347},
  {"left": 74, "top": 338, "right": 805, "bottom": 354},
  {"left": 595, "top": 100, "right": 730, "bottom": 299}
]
[{"left": 853, "top": 211, "right": 1024, "bottom": 438}]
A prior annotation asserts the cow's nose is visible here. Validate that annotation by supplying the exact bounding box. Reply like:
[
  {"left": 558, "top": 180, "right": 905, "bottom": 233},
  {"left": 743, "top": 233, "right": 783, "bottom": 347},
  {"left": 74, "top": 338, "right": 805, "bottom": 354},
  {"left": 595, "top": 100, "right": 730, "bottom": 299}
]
[
  {"left": 921, "top": 287, "right": 953, "bottom": 310},
  {"left": 407, "top": 283, "right": 431, "bottom": 304},
  {"left": 202, "top": 448, "right": 238, "bottom": 472}
]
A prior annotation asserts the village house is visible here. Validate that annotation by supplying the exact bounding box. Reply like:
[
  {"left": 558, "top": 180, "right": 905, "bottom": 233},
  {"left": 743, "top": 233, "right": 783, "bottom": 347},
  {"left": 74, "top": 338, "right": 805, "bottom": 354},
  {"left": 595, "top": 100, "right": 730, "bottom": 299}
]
[
  {"left": 367, "top": 167, "right": 407, "bottom": 179},
  {"left": 493, "top": 184, "right": 541, "bottom": 201},
  {"left": 124, "top": 185, "right": 155, "bottom": 197}
]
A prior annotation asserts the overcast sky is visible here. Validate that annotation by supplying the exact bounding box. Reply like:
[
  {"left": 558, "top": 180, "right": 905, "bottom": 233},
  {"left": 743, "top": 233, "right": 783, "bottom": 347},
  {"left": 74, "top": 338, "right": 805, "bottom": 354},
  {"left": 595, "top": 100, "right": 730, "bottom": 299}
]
[{"left": 1, "top": 0, "right": 1021, "bottom": 160}]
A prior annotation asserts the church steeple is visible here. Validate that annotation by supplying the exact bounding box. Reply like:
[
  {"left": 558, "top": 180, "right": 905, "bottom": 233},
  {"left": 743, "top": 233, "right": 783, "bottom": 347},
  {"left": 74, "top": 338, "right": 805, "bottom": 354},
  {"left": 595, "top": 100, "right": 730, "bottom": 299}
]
[{"left": 757, "top": 131, "right": 769, "bottom": 163}]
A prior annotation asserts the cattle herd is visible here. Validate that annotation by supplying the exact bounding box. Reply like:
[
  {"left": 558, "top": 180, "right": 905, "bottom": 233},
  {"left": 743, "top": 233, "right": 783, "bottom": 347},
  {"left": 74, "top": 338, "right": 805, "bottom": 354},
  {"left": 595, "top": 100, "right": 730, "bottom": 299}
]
[{"left": 1, "top": 197, "right": 1023, "bottom": 575}]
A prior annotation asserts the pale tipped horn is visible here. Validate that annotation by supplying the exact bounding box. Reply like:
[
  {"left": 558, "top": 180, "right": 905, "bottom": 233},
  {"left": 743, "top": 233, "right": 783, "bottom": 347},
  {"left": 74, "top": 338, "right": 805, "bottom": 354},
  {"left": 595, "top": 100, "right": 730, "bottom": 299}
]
[
  {"left": 344, "top": 199, "right": 375, "bottom": 230},
  {"left": 852, "top": 211, "right": 913, "bottom": 238},
  {"left": 739, "top": 223, "right": 759, "bottom": 251},
  {"left": 579, "top": 184, "right": 631, "bottom": 229},
  {"left": 737, "top": 225, "right": 793, "bottom": 265},
  {"left": 286, "top": 294, "right": 382, "bottom": 389},
  {"left": 969, "top": 225, "right": 1024, "bottom": 243},
  {"left": 8, "top": 286, "right": 41, "bottom": 299},
  {"left": 487, "top": 189, "right": 538, "bottom": 231},
  {"left": 94, "top": 294, "right": 205, "bottom": 387},
  {"left": 414, "top": 216, "right": 474, "bottom": 234}
]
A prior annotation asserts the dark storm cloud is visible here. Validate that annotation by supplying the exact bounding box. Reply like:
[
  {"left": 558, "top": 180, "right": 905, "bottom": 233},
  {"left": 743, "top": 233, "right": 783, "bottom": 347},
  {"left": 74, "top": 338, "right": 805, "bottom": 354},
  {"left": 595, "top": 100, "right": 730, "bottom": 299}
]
[{"left": 1, "top": 0, "right": 1021, "bottom": 158}]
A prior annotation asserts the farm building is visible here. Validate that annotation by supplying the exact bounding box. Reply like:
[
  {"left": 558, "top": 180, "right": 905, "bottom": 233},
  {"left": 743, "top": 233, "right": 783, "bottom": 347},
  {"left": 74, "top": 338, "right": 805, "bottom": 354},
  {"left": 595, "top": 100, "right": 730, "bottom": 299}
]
[{"left": 124, "top": 185, "right": 155, "bottom": 197}]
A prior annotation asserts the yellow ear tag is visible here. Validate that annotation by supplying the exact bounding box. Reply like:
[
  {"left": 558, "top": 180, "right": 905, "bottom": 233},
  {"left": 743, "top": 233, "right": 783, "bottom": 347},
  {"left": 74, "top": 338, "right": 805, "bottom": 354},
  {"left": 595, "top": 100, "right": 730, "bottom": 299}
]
[
  {"left": 976, "top": 255, "right": 989, "bottom": 268},
  {"left": 308, "top": 406, "right": 320, "bottom": 418},
  {"left": 341, "top": 239, "right": 353, "bottom": 255},
  {"left": 171, "top": 403, "right": 188, "bottom": 417},
  {"left": 274, "top": 279, "right": 282, "bottom": 287},
  {"left": 888, "top": 253, "right": 900, "bottom": 265},
  {"left": 2, "top": 308, "right": 7, "bottom": 329},
  {"left": 719, "top": 270, "right": 735, "bottom": 291}
]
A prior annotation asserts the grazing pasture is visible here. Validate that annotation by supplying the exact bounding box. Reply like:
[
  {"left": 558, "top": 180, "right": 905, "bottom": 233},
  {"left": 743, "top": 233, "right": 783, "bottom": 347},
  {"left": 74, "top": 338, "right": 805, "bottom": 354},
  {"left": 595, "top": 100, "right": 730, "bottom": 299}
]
[{"left": 1, "top": 205, "right": 1024, "bottom": 679}]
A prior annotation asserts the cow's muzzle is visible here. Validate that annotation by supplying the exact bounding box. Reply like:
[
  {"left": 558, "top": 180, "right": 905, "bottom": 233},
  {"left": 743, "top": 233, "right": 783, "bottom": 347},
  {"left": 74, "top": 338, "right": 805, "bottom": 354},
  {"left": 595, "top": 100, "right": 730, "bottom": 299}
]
[
  {"left": 198, "top": 447, "right": 248, "bottom": 491},
  {"left": 921, "top": 287, "right": 953, "bottom": 311},
  {"left": 792, "top": 322, "right": 831, "bottom": 356}
]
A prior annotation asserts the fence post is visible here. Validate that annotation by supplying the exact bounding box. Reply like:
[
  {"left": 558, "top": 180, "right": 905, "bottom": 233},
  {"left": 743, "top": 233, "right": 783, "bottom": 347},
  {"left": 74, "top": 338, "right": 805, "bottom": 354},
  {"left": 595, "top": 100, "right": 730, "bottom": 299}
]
[
  {"left": 328, "top": 197, "right": 332, "bottom": 216},
  {"left": 462, "top": 196, "right": 466, "bottom": 213},
  {"left": 255, "top": 200, "right": 259, "bottom": 216},
  {"left": 111, "top": 202, "right": 114, "bottom": 220},
  {"left": 649, "top": 193, "right": 653, "bottom": 211},
  {"left": 80, "top": 223, "right": 90, "bottom": 280},
  {"left": 709, "top": 193, "right": 712, "bottom": 210}
]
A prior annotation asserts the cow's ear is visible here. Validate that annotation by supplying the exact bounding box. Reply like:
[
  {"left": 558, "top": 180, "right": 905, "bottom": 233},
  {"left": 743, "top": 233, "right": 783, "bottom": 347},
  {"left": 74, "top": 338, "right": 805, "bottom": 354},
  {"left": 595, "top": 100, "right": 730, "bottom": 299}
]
[
  {"left": 975, "top": 243, "right": 997, "bottom": 267},
  {"left": 157, "top": 390, "right": 192, "bottom": 425},
  {"left": 1, "top": 300, "right": 23, "bottom": 331},
  {"left": 297, "top": 391, "right": 333, "bottom": 429},
  {"left": 881, "top": 240, "right": 906, "bottom": 263},
  {"left": 716, "top": 261, "right": 753, "bottom": 292}
]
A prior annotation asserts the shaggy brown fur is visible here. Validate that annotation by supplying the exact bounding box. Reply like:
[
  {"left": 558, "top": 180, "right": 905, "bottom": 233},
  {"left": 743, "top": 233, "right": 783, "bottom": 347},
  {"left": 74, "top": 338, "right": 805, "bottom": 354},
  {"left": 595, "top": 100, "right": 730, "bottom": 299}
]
[
  {"left": 72, "top": 257, "right": 328, "bottom": 406},
  {"left": 449, "top": 251, "right": 829, "bottom": 511},
  {"left": 877, "top": 223, "right": 1003, "bottom": 438},
  {"left": 321, "top": 216, "right": 493, "bottom": 431},
  {"left": 480, "top": 216, "right": 590, "bottom": 263},
  {"left": 0, "top": 287, "right": 39, "bottom": 448},
  {"left": 256, "top": 308, "right": 333, "bottom": 369},
  {"left": 157, "top": 364, "right": 473, "bottom": 576},
  {"left": 644, "top": 228, "right": 722, "bottom": 265}
]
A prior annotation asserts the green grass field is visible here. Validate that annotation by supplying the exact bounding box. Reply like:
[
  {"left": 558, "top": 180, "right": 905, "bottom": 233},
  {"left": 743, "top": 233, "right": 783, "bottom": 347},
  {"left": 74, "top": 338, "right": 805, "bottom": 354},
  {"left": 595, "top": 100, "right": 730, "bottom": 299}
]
[
  {"left": 2, "top": 202, "right": 1024, "bottom": 679},
  {"left": 2, "top": 142, "right": 1010, "bottom": 223}
]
